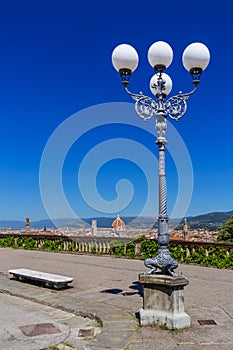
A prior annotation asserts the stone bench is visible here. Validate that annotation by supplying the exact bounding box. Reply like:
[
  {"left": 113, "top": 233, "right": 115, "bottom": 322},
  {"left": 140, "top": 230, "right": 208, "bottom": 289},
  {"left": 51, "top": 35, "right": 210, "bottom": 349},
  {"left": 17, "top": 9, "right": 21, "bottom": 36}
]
[{"left": 8, "top": 268, "right": 73, "bottom": 290}]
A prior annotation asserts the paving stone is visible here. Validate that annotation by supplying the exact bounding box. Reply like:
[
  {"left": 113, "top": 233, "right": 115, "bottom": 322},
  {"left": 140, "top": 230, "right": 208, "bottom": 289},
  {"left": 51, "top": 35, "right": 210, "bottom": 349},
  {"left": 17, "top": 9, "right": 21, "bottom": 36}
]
[{"left": 1, "top": 248, "right": 233, "bottom": 349}]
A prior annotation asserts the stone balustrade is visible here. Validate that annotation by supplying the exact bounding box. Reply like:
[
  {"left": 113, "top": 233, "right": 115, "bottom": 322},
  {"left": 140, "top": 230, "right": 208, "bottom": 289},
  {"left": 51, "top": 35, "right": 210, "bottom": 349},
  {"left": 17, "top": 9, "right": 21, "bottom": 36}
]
[
  {"left": 0, "top": 233, "right": 133, "bottom": 255},
  {"left": 170, "top": 239, "right": 233, "bottom": 258},
  {"left": 0, "top": 234, "right": 232, "bottom": 262},
  {"left": 134, "top": 237, "right": 233, "bottom": 256}
]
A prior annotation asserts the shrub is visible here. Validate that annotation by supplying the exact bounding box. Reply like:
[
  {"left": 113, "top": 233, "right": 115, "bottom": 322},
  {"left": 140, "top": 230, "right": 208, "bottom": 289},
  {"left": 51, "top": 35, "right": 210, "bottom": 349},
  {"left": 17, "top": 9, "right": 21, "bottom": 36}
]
[{"left": 140, "top": 239, "right": 158, "bottom": 260}]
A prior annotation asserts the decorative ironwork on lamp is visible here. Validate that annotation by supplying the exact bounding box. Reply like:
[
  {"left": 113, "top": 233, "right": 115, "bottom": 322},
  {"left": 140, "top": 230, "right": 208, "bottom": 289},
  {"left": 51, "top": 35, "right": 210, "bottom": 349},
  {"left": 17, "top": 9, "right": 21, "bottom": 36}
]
[{"left": 112, "top": 40, "right": 210, "bottom": 276}]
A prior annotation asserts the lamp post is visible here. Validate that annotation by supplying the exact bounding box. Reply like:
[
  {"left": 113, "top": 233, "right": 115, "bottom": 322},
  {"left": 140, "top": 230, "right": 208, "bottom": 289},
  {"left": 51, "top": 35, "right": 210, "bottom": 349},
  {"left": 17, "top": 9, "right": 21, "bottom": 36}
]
[{"left": 112, "top": 41, "right": 210, "bottom": 277}]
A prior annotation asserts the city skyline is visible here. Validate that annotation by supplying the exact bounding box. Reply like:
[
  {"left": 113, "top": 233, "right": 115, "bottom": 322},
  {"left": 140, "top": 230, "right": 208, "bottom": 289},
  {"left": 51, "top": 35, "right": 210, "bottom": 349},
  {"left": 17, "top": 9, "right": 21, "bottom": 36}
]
[{"left": 0, "top": 1, "right": 233, "bottom": 221}]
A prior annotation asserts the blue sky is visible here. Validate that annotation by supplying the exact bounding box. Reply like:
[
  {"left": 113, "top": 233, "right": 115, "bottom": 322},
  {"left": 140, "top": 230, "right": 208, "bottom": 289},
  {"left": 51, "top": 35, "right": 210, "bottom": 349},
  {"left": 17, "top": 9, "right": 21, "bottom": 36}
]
[{"left": 0, "top": 0, "right": 232, "bottom": 221}]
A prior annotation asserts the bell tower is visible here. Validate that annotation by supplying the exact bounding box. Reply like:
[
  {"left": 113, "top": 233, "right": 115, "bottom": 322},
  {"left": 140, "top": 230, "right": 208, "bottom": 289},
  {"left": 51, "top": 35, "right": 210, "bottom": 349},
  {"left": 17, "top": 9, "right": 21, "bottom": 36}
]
[
  {"left": 25, "top": 217, "right": 30, "bottom": 232},
  {"left": 183, "top": 217, "right": 188, "bottom": 240}
]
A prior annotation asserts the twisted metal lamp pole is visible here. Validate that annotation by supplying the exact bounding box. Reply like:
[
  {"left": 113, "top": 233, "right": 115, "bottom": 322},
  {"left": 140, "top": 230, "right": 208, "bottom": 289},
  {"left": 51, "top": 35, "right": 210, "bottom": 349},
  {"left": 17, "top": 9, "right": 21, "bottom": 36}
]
[{"left": 112, "top": 41, "right": 210, "bottom": 276}]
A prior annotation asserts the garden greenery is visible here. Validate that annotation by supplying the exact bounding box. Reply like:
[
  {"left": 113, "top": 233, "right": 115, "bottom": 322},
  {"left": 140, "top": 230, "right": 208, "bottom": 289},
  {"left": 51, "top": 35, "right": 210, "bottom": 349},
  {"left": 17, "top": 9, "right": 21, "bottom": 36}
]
[{"left": 0, "top": 236, "right": 232, "bottom": 269}]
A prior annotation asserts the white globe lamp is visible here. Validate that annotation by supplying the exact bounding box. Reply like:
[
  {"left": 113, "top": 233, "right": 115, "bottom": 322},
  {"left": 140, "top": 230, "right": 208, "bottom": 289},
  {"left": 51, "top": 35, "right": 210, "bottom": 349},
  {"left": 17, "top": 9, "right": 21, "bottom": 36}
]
[
  {"left": 148, "top": 41, "right": 173, "bottom": 71},
  {"left": 112, "top": 44, "right": 139, "bottom": 73},
  {"left": 182, "top": 42, "right": 210, "bottom": 72},
  {"left": 150, "top": 72, "right": 173, "bottom": 97}
]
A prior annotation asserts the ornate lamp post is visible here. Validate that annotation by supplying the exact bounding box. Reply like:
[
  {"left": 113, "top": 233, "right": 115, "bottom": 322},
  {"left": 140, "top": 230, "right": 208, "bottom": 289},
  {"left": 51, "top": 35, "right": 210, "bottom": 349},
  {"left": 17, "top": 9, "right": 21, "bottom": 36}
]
[{"left": 112, "top": 41, "right": 210, "bottom": 277}]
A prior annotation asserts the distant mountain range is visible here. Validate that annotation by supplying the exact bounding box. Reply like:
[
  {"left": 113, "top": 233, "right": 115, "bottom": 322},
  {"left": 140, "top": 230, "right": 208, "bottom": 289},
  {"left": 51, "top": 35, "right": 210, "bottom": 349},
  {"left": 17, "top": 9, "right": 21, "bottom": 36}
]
[
  {"left": 183, "top": 211, "right": 233, "bottom": 230},
  {"left": 0, "top": 210, "right": 232, "bottom": 231}
]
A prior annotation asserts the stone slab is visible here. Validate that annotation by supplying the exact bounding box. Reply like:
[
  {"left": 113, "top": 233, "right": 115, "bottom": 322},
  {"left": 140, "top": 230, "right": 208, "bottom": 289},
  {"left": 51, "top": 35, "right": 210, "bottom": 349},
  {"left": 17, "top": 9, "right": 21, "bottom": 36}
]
[
  {"left": 8, "top": 268, "right": 73, "bottom": 289},
  {"left": 140, "top": 308, "right": 190, "bottom": 329},
  {"left": 139, "top": 273, "right": 189, "bottom": 287}
]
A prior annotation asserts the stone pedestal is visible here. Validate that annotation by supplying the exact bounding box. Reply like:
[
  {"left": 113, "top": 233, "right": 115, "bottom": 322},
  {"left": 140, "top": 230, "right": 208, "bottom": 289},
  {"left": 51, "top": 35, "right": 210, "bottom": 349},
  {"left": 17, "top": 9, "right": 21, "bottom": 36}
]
[{"left": 139, "top": 274, "right": 190, "bottom": 329}]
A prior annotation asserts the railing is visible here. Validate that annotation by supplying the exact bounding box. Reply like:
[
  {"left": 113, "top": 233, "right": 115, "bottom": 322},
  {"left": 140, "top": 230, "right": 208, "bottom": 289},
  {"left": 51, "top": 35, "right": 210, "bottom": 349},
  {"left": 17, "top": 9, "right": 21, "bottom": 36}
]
[
  {"left": 156, "top": 239, "right": 233, "bottom": 257},
  {"left": 0, "top": 233, "right": 133, "bottom": 254},
  {"left": 134, "top": 238, "right": 233, "bottom": 269},
  {"left": 0, "top": 234, "right": 232, "bottom": 268}
]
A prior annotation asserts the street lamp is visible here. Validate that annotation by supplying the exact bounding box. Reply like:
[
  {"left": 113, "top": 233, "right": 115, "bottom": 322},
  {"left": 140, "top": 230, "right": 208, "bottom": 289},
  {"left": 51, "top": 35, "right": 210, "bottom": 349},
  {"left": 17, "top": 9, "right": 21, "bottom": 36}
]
[{"left": 112, "top": 41, "right": 210, "bottom": 277}]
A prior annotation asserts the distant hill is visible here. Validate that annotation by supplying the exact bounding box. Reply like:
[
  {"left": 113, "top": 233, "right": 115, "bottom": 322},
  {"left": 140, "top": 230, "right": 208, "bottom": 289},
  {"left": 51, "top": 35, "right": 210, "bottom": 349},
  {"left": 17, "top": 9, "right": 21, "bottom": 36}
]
[
  {"left": 0, "top": 220, "right": 27, "bottom": 230},
  {"left": 0, "top": 210, "right": 232, "bottom": 230},
  {"left": 184, "top": 211, "right": 233, "bottom": 230}
]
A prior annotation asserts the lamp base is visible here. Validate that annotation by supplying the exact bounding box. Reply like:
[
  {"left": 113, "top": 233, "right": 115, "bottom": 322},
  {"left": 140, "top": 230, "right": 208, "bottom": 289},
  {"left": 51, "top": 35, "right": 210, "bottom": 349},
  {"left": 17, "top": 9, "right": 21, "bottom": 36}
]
[{"left": 139, "top": 274, "right": 190, "bottom": 329}]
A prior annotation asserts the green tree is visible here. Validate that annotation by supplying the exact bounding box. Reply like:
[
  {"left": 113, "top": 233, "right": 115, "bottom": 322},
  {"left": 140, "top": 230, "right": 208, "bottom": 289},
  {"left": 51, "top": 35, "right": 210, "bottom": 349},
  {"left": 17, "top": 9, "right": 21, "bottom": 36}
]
[{"left": 217, "top": 215, "right": 233, "bottom": 242}]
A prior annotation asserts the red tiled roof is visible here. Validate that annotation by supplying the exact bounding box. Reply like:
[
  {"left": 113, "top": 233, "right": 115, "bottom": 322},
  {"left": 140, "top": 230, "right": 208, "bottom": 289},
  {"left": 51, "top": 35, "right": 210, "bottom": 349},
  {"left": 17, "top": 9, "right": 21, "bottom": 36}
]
[{"left": 112, "top": 215, "right": 125, "bottom": 228}]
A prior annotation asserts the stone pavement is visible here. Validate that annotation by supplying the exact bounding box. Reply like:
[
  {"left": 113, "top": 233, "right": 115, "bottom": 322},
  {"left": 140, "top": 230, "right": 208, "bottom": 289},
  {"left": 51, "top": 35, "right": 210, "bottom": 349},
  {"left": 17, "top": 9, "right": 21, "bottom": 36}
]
[
  {"left": 0, "top": 248, "right": 233, "bottom": 349},
  {"left": 0, "top": 293, "right": 101, "bottom": 350}
]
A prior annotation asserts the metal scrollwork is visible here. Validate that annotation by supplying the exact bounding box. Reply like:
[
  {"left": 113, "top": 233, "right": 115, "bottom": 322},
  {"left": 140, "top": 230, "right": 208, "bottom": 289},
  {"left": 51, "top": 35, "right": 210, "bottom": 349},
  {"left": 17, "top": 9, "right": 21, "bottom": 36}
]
[
  {"left": 151, "top": 75, "right": 166, "bottom": 95},
  {"left": 125, "top": 85, "right": 198, "bottom": 122},
  {"left": 124, "top": 87, "right": 158, "bottom": 121},
  {"left": 165, "top": 86, "right": 198, "bottom": 121},
  {"left": 135, "top": 96, "right": 157, "bottom": 121},
  {"left": 165, "top": 95, "right": 188, "bottom": 121}
]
